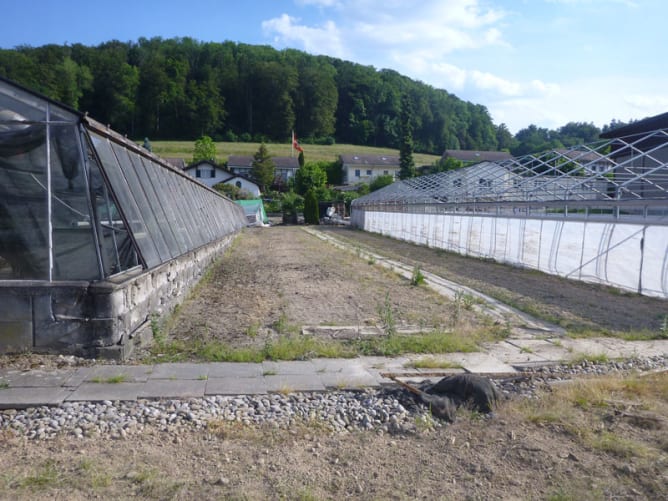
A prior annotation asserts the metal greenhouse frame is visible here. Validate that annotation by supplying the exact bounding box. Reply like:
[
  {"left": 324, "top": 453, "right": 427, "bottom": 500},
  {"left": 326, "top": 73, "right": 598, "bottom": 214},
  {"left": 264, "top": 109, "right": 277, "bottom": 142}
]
[
  {"left": 351, "top": 130, "right": 668, "bottom": 298},
  {"left": 353, "top": 131, "right": 668, "bottom": 225},
  {"left": 0, "top": 76, "right": 247, "bottom": 356}
]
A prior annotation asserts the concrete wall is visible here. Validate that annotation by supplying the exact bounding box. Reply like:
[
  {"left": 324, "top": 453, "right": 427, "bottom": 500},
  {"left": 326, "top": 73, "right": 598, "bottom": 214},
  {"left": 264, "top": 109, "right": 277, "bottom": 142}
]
[
  {"left": 352, "top": 209, "right": 668, "bottom": 299},
  {"left": 0, "top": 232, "right": 239, "bottom": 359}
]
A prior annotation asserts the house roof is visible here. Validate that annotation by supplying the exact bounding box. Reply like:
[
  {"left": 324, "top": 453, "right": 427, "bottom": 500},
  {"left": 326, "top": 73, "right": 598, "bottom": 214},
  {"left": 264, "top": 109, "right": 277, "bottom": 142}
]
[
  {"left": 227, "top": 155, "right": 299, "bottom": 169},
  {"left": 185, "top": 159, "right": 223, "bottom": 170},
  {"left": 442, "top": 150, "right": 512, "bottom": 162},
  {"left": 600, "top": 111, "right": 668, "bottom": 139},
  {"left": 553, "top": 149, "right": 612, "bottom": 164},
  {"left": 339, "top": 154, "right": 400, "bottom": 166},
  {"left": 183, "top": 160, "right": 259, "bottom": 186},
  {"left": 164, "top": 157, "right": 187, "bottom": 170}
]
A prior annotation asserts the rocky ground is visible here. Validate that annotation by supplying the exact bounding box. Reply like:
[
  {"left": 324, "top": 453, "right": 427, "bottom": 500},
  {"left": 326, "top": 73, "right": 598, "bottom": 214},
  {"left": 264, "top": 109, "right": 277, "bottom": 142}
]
[{"left": 0, "top": 226, "right": 667, "bottom": 500}]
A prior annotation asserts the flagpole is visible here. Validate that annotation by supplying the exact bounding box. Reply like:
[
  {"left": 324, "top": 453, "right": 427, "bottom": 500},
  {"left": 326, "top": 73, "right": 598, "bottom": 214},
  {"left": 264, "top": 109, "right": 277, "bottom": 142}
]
[{"left": 291, "top": 130, "right": 294, "bottom": 158}]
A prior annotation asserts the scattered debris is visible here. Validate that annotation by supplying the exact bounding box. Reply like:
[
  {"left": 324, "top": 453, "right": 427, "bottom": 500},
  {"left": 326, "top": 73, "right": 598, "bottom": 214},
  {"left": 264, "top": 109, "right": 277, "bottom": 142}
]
[{"left": 391, "top": 373, "right": 500, "bottom": 420}]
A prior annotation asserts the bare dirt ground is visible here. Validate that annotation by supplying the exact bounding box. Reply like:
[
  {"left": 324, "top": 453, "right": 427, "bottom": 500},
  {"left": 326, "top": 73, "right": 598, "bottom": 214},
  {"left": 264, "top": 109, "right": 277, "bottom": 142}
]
[
  {"left": 317, "top": 226, "right": 668, "bottom": 334},
  {"left": 1, "top": 225, "right": 667, "bottom": 500}
]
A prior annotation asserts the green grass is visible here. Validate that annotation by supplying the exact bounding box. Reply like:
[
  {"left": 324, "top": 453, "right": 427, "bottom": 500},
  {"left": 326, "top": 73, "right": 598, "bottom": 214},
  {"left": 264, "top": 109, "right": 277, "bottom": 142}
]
[
  {"left": 567, "top": 353, "right": 610, "bottom": 366},
  {"left": 150, "top": 140, "right": 441, "bottom": 167},
  {"left": 147, "top": 325, "right": 504, "bottom": 363}
]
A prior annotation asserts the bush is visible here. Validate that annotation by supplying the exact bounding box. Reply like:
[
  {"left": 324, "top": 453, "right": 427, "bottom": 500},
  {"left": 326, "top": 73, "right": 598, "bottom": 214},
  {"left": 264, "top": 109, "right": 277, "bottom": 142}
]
[{"left": 303, "top": 188, "right": 319, "bottom": 225}]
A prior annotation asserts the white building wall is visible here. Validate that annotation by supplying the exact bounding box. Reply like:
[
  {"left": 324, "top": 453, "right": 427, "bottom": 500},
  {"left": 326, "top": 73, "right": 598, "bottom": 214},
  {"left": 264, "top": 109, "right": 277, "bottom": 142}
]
[{"left": 353, "top": 208, "right": 668, "bottom": 298}]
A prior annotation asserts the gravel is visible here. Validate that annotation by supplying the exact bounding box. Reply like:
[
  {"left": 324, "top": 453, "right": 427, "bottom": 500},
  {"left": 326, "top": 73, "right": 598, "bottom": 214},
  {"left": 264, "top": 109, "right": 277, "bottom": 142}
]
[{"left": 1, "top": 355, "right": 666, "bottom": 441}]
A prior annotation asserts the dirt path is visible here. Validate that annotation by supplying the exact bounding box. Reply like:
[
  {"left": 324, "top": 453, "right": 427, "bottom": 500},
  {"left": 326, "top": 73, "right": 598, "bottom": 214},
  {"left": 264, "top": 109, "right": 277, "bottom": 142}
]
[
  {"left": 1, "top": 225, "right": 667, "bottom": 500},
  {"left": 160, "top": 226, "right": 484, "bottom": 353}
]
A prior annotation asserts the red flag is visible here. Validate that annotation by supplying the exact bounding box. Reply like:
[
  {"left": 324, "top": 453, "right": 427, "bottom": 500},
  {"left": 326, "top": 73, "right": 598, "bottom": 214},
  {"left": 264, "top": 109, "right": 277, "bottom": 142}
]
[{"left": 292, "top": 131, "right": 304, "bottom": 153}]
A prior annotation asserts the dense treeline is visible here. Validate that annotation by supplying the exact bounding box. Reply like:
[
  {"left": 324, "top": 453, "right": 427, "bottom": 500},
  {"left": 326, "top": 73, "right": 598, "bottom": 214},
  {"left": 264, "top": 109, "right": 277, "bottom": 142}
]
[{"left": 0, "top": 37, "right": 629, "bottom": 156}]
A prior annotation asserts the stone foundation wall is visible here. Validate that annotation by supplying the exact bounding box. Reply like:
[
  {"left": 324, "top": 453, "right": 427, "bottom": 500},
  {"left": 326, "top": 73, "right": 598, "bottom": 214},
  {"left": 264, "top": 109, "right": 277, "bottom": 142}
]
[{"left": 0, "top": 232, "right": 239, "bottom": 359}]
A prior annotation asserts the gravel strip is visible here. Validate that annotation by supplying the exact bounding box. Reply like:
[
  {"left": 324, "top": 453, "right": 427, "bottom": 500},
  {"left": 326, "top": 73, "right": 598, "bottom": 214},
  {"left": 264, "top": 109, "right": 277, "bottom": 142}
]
[{"left": 1, "top": 355, "right": 666, "bottom": 441}]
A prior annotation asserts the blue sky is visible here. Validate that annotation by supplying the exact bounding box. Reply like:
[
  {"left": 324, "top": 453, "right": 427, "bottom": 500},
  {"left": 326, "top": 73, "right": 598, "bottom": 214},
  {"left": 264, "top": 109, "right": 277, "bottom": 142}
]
[{"left": 2, "top": 0, "right": 666, "bottom": 133}]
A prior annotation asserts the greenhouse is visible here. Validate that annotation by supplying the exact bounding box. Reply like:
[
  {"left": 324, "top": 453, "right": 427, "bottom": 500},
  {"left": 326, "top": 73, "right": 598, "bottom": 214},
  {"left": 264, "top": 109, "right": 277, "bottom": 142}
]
[
  {"left": 352, "top": 126, "right": 668, "bottom": 298},
  {"left": 0, "top": 77, "right": 247, "bottom": 357}
]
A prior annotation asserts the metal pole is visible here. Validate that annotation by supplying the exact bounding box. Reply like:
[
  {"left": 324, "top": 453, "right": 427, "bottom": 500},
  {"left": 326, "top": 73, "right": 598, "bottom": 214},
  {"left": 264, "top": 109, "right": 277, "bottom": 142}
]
[{"left": 46, "top": 104, "right": 53, "bottom": 281}]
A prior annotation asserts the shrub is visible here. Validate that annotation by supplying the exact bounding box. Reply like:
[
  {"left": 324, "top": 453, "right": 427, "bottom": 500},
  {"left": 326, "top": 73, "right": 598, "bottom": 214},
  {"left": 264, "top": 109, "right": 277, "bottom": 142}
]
[{"left": 303, "top": 188, "right": 319, "bottom": 225}]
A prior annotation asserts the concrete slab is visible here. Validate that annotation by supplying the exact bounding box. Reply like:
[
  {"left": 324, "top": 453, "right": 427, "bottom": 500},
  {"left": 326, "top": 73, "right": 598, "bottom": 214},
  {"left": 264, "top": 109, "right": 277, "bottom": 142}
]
[
  {"left": 363, "top": 356, "right": 412, "bottom": 372},
  {"left": 559, "top": 338, "right": 623, "bottom": 359},
  {"left": 86, "top": 365, "right": 153, "bottom": 383},
  {"left": 206, "top": 377, "right": 268, "bottom": 395},
  {"left": 263, "top": 374, "right": 326, "bottom": 393},
  {"left": 261, "top": 360, "right": 316, "bottom": 375},
  {"left": 66, "top": 382, "right": 143, "bottom": 402},
  {"left": 138, "top": 379, "right": 206, "bottom": 399},
  {"left": 600, "top": 338, "right": 668, "bottom": 358},
  {"left": 0, "top": 387, "right": 72, "bottom": 409},
  {"left": 62, "top": 367, "right": 94, "bottom": 387},
  {"left": 207, "top": 363, "right": 264, "bottom": 378},
  {"left": 318, "top": 372, "right": 381, "bottom": 389},
  {"left": 148, "top": 363, "right": 211, "bottom": 380},
  {"left": 482, "top": 342, "right": 539, "bottom": 365},
  {"left": 310, "top": 358, "right": 368, "bottom": 373},
  {"left": 493, "top": 339, "right": 571, "bottom": 365},
  {"left": 0, "top": 369, "right": 74, "bottom": 387},
  {"left": 438, "top": 352, "right": 517, "bottom": 373}
]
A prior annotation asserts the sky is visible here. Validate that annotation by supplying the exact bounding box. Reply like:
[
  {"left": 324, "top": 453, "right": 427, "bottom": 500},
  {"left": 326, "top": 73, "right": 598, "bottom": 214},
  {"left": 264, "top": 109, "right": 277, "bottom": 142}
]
[{"left": 2, "top": 0, "right": 667, "bottom": 134}]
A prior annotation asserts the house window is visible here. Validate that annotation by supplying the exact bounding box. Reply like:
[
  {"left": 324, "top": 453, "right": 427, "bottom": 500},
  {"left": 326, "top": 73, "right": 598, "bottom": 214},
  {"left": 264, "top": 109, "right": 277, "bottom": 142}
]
[
  {"left": 383, "top": 170, "right": 389, "bottom": 175},
  {"left": 366, "top": 169, "right": 372, "bottom": 176},
  {"left": 197, "top": 167, "right": 214, "bottom": 178},
  {"left": 235, "top": 181, "right": 242, "bottom": 188},
  {"left": 355, "top": 169, "right": 361, "bottom": 177}
]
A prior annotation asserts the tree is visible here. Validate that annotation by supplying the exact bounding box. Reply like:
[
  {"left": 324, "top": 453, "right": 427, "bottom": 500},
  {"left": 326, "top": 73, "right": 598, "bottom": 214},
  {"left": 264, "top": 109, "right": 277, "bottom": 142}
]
[
  {"left": 251, "top": 143, "right": 275, "bottom": 191},
  {"left": 192, "top": 135, "right": 216, "bottom": 163},
  {"left": 303, "top": 188, "right": 319, "bottom": 225},
  {"left": 294, "top": 162, "right": 327, "bottom": 196},
  {"left": 398, "top": 94, "right": 416, "bottom": 179},
  {"left": 369, "top": 174, "right": 394, "bottom": 192}
]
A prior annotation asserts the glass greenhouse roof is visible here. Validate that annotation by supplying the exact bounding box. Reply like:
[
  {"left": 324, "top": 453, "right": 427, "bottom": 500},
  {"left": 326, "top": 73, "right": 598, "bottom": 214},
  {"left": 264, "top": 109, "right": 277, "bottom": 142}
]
[{"left": 0, "top": 77, "right": 246, "bottom": 282}]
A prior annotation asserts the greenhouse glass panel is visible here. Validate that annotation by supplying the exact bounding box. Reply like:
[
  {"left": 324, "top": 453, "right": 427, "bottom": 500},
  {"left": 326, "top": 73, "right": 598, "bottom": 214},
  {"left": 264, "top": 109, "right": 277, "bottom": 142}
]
[
  {"left": 0, "top": 121, "right": 49, "bottom": 279},
  {"left": 85, "top": 136, "right": 138, "bottom": 276},
  {"left": 116, "top": 146, "right": 172, "bottom": 262},
  {"left": 137, "top": 156, "right": 182, "bottom": 257},
  {"left": 49, "top": 124, "right": 100, "bottom": 280},
  {"left": 89, "top": 132, "right": 161, "bottom": 268},
  {"left": 163, "top": 169, "right": 194, "bottom": 251},
  {"left": 155, "top": 165, "right": 190, "bottom": 254}
]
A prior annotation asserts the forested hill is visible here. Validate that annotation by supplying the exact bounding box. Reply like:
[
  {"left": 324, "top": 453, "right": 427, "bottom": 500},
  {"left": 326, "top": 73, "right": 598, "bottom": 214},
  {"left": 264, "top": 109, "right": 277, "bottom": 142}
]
[
  {"left": 0, "top": 37, "right": 510, "bottom": 154},
  {"left": 0, "top": 37, "right": 620, "bottom": 155}
]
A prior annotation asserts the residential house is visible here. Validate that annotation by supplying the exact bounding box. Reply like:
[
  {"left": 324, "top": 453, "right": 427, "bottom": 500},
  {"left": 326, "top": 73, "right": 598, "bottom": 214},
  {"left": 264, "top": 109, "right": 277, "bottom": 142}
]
[
  {"left": 183, "top": 160, "right": 261, "bottom": 197},
  {"left": 340, "top": 154, "right": 400, "bottom": 185},
  {"left": 441, "top": 149, "right": 512, "bottom": 165},
  {"left": 164, "top": 157, "right": 187, "bottom": 171},
  {"left": 553, "top": 149, "right": 613, "bottom": 175},
  {"left": 227, "top": 155, "right": 300, "bottom": 189}
]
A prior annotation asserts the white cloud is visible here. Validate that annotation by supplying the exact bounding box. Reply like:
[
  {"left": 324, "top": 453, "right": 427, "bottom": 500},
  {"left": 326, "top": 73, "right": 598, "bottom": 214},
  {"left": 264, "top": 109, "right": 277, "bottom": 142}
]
[
  {"left": 261, "top": 14, "right": 346, "bottom": 57},
  {"left": 624, "top": 94, "right": 668, "bottom": 111},
  {"left": 471, "top": 70, "right": 521, "bottom": 96}
]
